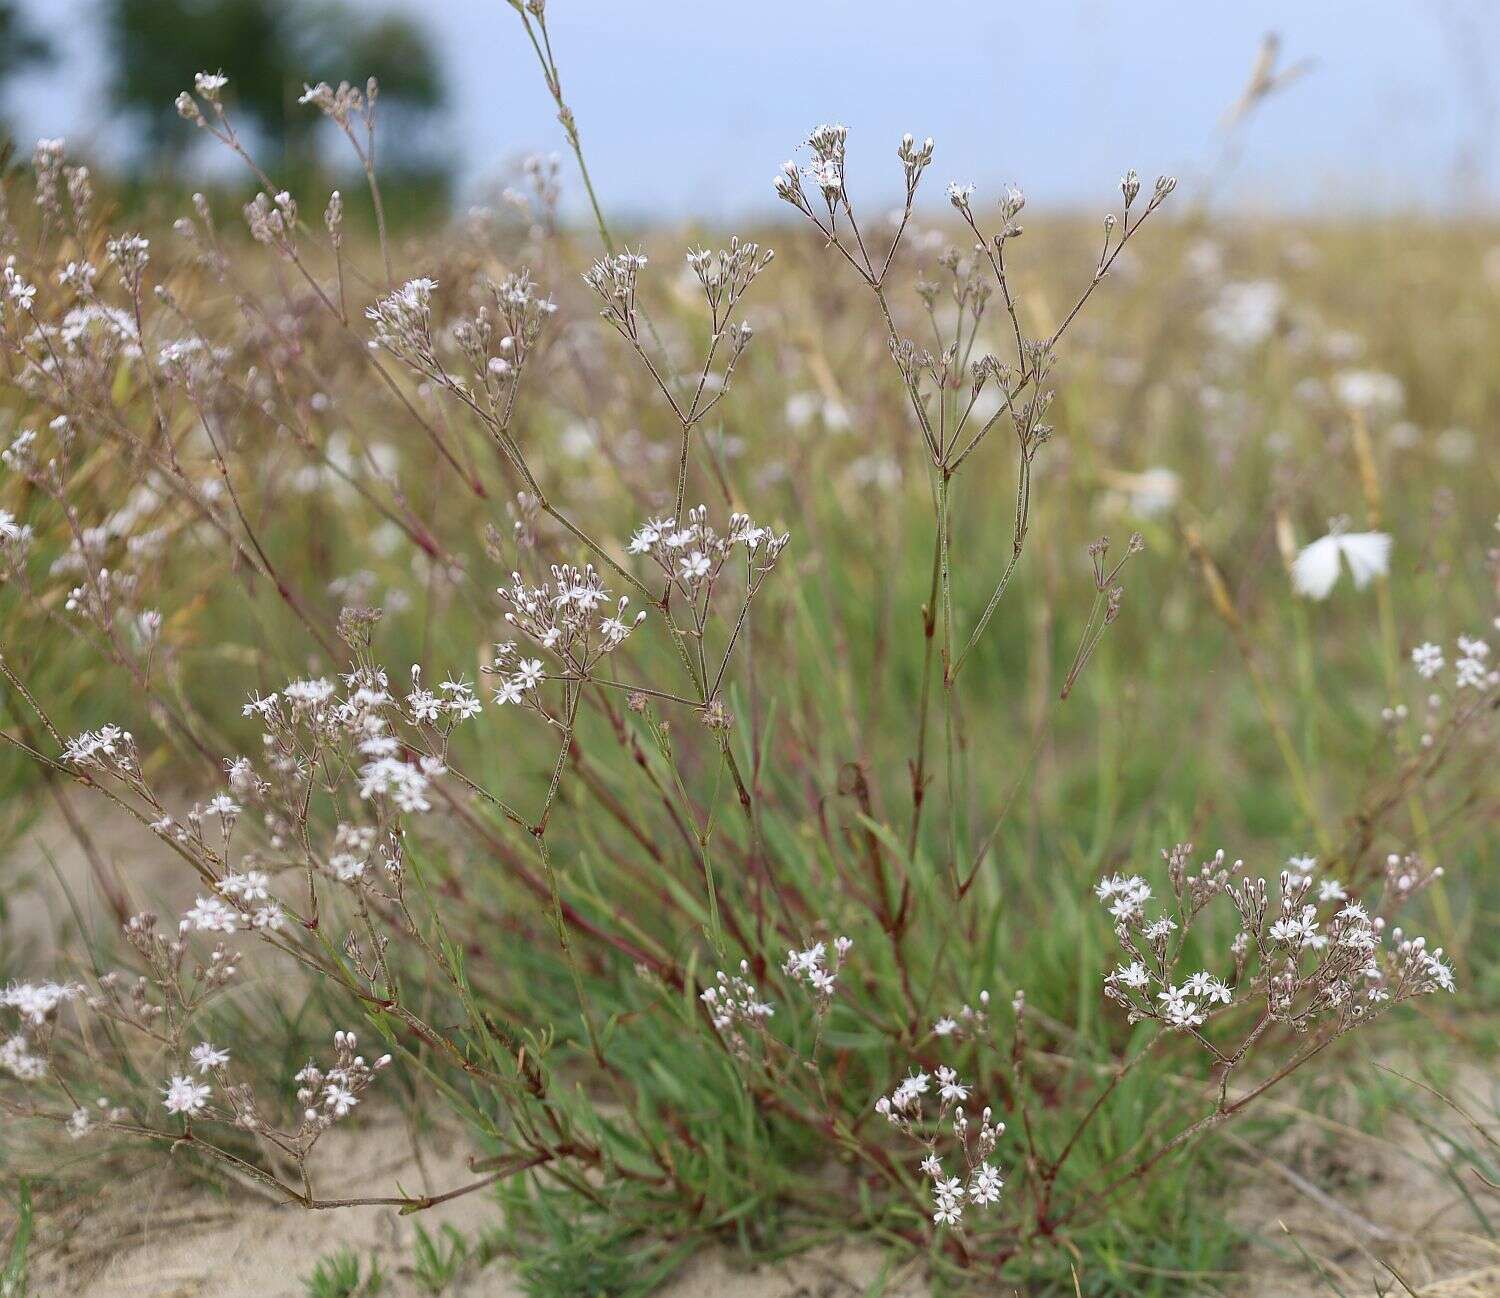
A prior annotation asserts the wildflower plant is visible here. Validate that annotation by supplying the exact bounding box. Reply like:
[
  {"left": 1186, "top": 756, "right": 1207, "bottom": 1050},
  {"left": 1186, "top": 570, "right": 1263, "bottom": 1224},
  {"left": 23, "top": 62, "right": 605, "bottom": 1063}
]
[{"left": 0, "top": 17, "right": 1494, "bottom": 1292}]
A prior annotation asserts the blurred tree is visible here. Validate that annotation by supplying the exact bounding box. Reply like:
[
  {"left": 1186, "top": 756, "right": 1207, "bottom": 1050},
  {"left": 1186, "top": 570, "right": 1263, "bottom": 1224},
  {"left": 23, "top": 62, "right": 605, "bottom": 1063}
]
[
  {"left": 0, "top": 0, "right": 54, "bottom": 141},
  {"left": 105, "top": 0, "right": 442, "bottom": 167}
]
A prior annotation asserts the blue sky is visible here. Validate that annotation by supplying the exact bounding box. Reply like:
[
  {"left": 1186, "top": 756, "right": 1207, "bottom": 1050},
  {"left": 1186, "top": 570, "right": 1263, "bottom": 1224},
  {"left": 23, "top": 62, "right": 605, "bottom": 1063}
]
[{"left": 7, "top": 0, "right": 1499, "bottom": 216}]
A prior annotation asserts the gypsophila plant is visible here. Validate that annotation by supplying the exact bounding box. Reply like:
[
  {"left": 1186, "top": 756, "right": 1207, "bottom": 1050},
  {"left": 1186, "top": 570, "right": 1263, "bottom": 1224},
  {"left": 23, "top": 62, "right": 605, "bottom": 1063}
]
[{"left": 0, "top": 18, "right": 1493, "bottom": 1293}]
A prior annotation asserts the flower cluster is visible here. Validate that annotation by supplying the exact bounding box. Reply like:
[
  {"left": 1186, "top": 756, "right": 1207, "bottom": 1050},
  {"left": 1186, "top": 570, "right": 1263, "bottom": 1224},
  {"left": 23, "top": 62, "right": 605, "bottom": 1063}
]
[
  {"left": 627, "top": 506, "right": 788, "bottom": 596},
  {"left": 582, "top": 251, "right": 650, "bottom": 337},
  {"left": 366, "top": 276, "right": 440, "bottom": 371},
  {"left": 782, "top": 936, "right": 851, "bottom": 1002},
  {"left": 292, "top": 1031, "right": 392, "bottom": 1131},
  {"left": 454, "top": 269, "right": 557, "bottom": 395},
  {"left": 1100, "top": 843, "right": 1455, "bottom": 1041},
  {"left": 700, "top": 962, "right": 775, "bottom": 1057},
  {"left": 491, "top": 563, "right": 646, "bottom": 702},
  {"left": 60, "top": 725, "right": 139, "bottom": 777},
  {"left": 405, "top": 665, "right": 483, "bottom": 731},
  {"left": 684, "top": 237, "right": 774, "bottom": 327},
  {"left": 931, "top": 990, "right": 990, "bottom": 1040},
  {"left": 3, "top": 981, "right": 81, "bottom": 1028},
  {"left": 875, "top": 1064, "right": 1006, "bottom": 1228}
]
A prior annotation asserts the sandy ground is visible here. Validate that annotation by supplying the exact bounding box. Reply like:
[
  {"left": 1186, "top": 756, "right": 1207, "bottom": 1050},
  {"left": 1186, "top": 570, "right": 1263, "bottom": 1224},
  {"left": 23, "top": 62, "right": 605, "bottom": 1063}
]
[
  {"left": 25, "top": 1138, "right": 931, "bottom": 1297},
  {"left": 6, "top": 801, "right": 1499, "bottom": 1297},
  {"left": 22, "top": 1122, "right": 1498, "bottom": 1298}
]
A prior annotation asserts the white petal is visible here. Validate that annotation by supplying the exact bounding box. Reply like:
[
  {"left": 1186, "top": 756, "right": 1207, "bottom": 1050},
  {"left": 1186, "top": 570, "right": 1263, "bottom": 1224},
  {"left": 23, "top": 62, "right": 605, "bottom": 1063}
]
[
  {"left": 1291, "top": 535, "right": 1342, "bottom": 600},
  {"left": 1336, "top": 531, "right": 1391, "bottom": 589}
]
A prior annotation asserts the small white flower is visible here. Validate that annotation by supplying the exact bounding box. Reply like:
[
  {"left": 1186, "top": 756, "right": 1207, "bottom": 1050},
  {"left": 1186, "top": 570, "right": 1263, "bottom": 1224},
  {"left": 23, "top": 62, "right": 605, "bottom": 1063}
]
[
  {"left": 1112, "top": 961, "right": 1149, "bottom": 989},
  {"left": 181, "top": 896, "right": 238, "bottom": 933},
  {"left": 190, "top": 1042, "right": 229, "bottom": 1075},
  {"left": 163, "top": 1075, "right": 211, "bottom": 1116},
  {"left": 323, "top": 1082, "right": 359, "bottom": 1117},
  {"left": 515, "top": 659, "right": 545, "bottom": 690},
  {"left": 1291, "top": 528, "right": 1392, "bottom": 600},
  {"left": 1411, "top": 642, "right": 1444, "bottom": 678},
  {"left": 936, "top": 1066, "right": 969, "bottom": 1103},
  {"left": 968, "top": 1162, "right": 1004, "bottom": 1205}
]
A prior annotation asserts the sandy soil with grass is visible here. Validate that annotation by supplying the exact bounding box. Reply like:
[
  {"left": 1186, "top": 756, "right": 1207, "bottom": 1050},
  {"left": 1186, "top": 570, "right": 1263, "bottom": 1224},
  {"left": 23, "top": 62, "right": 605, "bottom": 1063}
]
[{"left": 8, "top": 804, "right": 1498, "bottom": 1298}]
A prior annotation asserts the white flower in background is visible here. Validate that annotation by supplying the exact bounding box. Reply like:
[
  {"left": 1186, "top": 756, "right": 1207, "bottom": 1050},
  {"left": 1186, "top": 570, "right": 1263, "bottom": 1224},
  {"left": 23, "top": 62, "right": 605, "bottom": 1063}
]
[
  {"left": 1455, "top": 636, "right": 1493, "bottom": 690},
  {"left": 2, "top": 1035, "right": 47, "bottom": 1080},
  {"left": 1286, "top": 854, "right": 1318, "bottom": 885},
  {"left": 1435, "top": 427, "right": 1475, "bottom": 464},
  {"left": 1291, "top": 525, "right": 1391, "bottom": 600},
  {"left": 1203, "top": 280, "right": 1282, "bottom": 349},
  {"left": 1410, "top": 642, "right": 1444, "bottom": 678},
  {"left": 1333, "top": 369, "right": 1404, "bottom": 415},
  {"left": 1128, "top": 467, "right": 1181, "bottom": 517},
  {"left": 2, "top": 980, "right": 80, "bottom": 1025}
]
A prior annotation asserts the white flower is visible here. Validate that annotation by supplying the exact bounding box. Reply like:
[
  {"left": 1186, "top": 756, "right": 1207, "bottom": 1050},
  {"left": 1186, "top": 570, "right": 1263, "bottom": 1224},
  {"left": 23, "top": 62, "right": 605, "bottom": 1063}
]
[
  {"left": 969, "top": 1163, "right": 1004, "bottom": 1205},
  {"left": 1181, "top": 971, "right": 1232, "bottom": 1005},
  {"left": 1142, "top": 917, "right": 1177, "bottom": 942},
  {"left": 890, "top": 1070, "right": 929, "bottom": 1110},
  {"left": 1096, "top": 873, "right": 1152, "bottom": 921},
  {"left": 1, "top": 1034, "right": 47, "bottom": 1080},
  {"left": 1268, "top": 905, "right": 1320, "bottom": 946},
  {"left": 242, "top": 690, "right": 279, "bottom": 718},
  {"left": 1204, "top": 281, "right": 1282, "bottom": 349},
  {"left": 357, "top": 756, "right": 431, "bottom": 812},
  {"left": 1291, "top": 528, "right": 1392, "bottom": 600},
  {"left": 1455, "top": 637, "right": 1493, "bottom": 690},
  {"left": 515, "top": 659, "right": 545, "bottom": 690},
  {"left": 679, "top": 550, "right": 711, "bottom": 582},
  {"left": 190, "top": 1042, "right": 229, "bottom": 1074},
  {"left": 936, "top": 1066, "right": 969, "bottom": 1103},
  {"left": 331, "top": 852, "right": 367, "bottom": 882},
  {"left": 163, "top": 1075, "right": 211, "bottom": 1116},
  {"left": 3, "top": 980, "right": 81, "bottom": 1025},
  {"left": 1333, "top": 369, "right": 1403, "bottom": 414},
  {"left": 1157, "top": 987, "right": 1205, "bottom": 1029},
  {"left": 1112, "top": 961, "right": 1149, "bottom": 989},
  {"left": 181, "top": 896, "right": 238, "bottom": 933},
  {"left": 1410, "top": 642, "right": 1444, "bottom": 678},
  {"left": 323, "top": 1082, "right": 359, "bottom": 1117},
  {"left": 219, "top": 870, "right": 269, "bottom": 901},
  {"left": 932, "top": 1176, "right": 965, "bottom": 1225},
  {"left": 283, "top": 678, "right": 335, "bottom": 709},
  {"left": 628, "top": 516, "right": 673, "bottom": 553}
]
